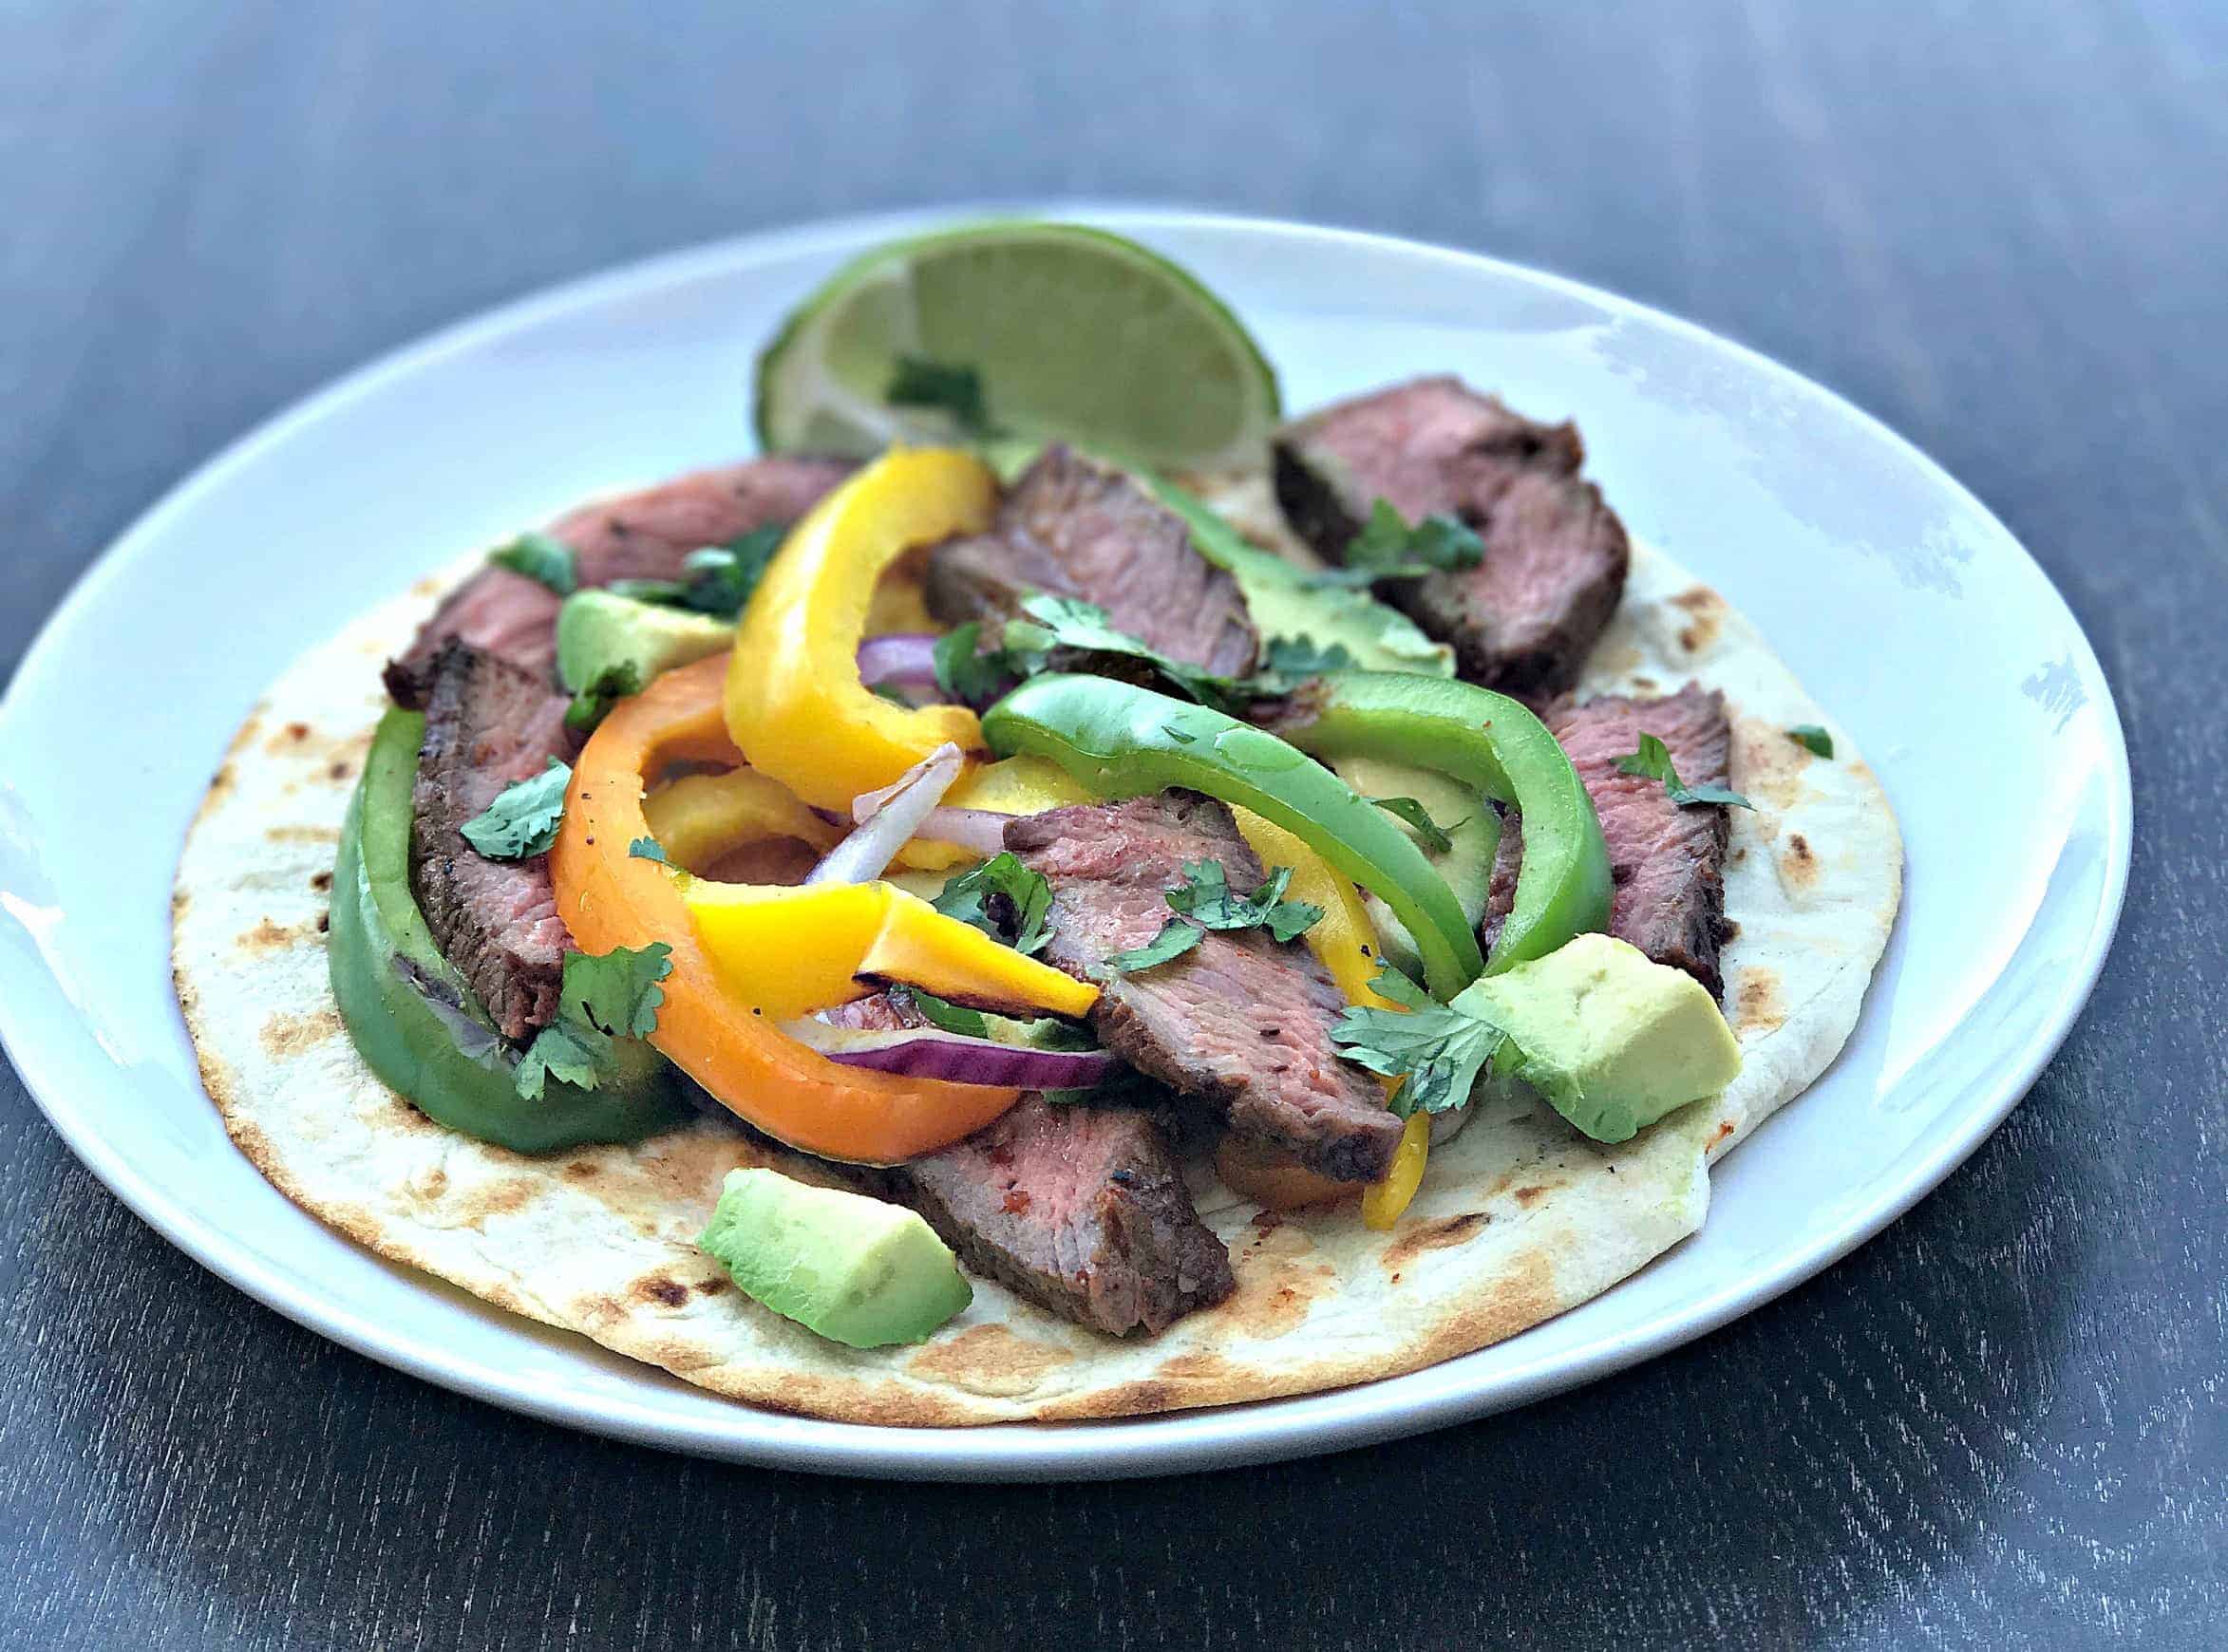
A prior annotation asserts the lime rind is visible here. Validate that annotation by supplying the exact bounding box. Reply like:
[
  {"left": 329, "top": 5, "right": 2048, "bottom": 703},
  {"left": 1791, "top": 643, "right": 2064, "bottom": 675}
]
[{"left": 754, "top": 221, "right": 1281, "bottom": 472}]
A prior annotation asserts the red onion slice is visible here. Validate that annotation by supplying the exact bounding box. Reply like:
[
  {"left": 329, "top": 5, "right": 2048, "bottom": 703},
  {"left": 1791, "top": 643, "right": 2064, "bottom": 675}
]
[
  {"left": 781, "top": 1018, "right": 1119, "bottom": 1089},
  {"left": 855, "top": 633, "right": 943, "bottom": 690},
  {"left": 806, "top": 742, "right": 963, "bottom": 886}
]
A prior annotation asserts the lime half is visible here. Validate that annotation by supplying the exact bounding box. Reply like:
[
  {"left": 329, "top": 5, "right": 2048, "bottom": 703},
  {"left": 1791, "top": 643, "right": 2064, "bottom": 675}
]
[{"left": 754, "top": 222, "right": 1281, "bottom": 472}]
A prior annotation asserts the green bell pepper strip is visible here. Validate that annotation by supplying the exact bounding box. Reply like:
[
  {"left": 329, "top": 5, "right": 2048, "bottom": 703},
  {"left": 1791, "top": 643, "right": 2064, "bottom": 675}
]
[
  {"left": 328, "top": 707, "right": 688, "bottom": 1153},
  {"left": 980, "top": 674, "right": 1486, "bottom": 997},
  {"left": 1269, "top": 671, "right": 1614, "bottom": 973}
]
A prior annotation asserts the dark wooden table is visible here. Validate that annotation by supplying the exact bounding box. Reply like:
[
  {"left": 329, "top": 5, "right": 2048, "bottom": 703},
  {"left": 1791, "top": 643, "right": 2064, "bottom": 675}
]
[{"left": 4, "top": 2, "right": 2221, "bottom": 1646}]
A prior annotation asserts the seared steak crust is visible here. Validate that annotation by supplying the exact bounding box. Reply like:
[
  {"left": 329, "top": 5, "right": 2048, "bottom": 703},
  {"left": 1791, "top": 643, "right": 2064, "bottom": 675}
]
[
  {"left": 387, "top": 455, "right": 852, "bottom": 704},
  {"left": 1482, "top": 685, "right": 1735, "bottom": 997},
  {"left": 1274, "top": 375, "right": 1628, "bottom": 697},
  {"left": 1005, "top": 795, "right": 1400, "bottom": 1181},
  {"left": 925, "top": 445, "right": 1258, "bottom": 678},
  {"left": 408, "top": 640, "right": 576, "bottom": 1040},
  {"left": 883, "top": 1097, "right": 1235, "bottom": 1336}
]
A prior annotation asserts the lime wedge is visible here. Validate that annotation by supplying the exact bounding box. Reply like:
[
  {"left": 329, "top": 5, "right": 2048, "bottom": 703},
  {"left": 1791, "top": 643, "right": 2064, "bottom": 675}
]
[{"left": 754, "top": 222, "right": 1281, "bottom": 472}]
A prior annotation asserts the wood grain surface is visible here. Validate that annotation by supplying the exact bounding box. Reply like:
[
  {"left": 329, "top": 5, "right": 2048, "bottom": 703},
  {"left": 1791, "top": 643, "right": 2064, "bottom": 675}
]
[{"left": 2, "top": 1, "right": 2222, "bottom": 1646}]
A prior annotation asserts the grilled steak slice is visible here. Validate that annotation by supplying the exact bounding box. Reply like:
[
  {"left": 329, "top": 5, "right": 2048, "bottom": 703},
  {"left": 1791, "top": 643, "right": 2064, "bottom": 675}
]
[
  {"left": 883, "top": 1096, "right": 1235, "bottom": 1336},
  {"left": 409, "top": 640, "right": 576, "bottom": 1040},
  {"left": 1005, "top": 795, "right": 1401, "bottom": 1181},
  {"left": 1274, "top": 376, "right": 1629, "bottom": 697},
  {"left": 387, "top": 455, "right": 852, "bottom": 704},
  {"left": 1483, "top": 685, "right": 1735, "bottom": 997},
  {"left": 925, "top": 444, "right": 1258, "bottom": 677},
  {"left": 1477, "top": 804, "right": 1525, "bottom": 952}
]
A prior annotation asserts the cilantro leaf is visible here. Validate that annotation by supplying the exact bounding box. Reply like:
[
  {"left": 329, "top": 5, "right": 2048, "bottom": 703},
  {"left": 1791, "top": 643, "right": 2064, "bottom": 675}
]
[
  {"left": 1331, "top": 966, "right": 1517, "bottom": 1117},
  {"left": 1369, "top": 795, "right": 1464, "bottom": 854},
  {"left": 514, "top": 942, "right": 673, "bottom": 1099},
  {"left": 1340, "top": 499, "right": 1485, "bottom": 581},
  {"left": 892, "top": 987, "right": 991, "bottom": 1040},
  {"left": 933, "top": 852, "right": 1055, "bottom": 957},
  {"left": 1103, "top": 917, "right": 1205, "bottom": 975},
  {"left": 461, "top": 760, "right": 571, "bottom": 859},
  {"left": 1614, "top": 733, "right": 1756, "bottom": 810},
  {"left": 679, "top": 525, "right": 785, "bottom": 616},
  {"left": 564, "top": 660, "right": 644, "bottom": 733},
  {"left": 627, "top": 836, "right": 669, "bottom": 864},
  {"left": 1244, "top": 634, "right": 1358, "bottom": 694},
  {"left": 514, "top": 1023, "right": 601, "bottom": 1100},
  {"left": 489, "top": 532, "right": 578, "bottom": 594},
  {"left": 886, "top": 356, "right": 993, "bottom": 437},
  {"left": 561, "top": 941, "right": 673, "bottom": 1041},
  {"left": 932, "top": 621, "right": 1015, "bottom": 704},
  {"left": 1157, "top": 859, "right": 1325, "bottom": 948},
  {"left": 604, "top": 523, "right": 785, "bottom": 618},
  {"left": 1786, "top": 724, "right": 1835, "bottom": 760},
  {"left": 1001, "top": 593, "right": 1247, "bottom": 710}
]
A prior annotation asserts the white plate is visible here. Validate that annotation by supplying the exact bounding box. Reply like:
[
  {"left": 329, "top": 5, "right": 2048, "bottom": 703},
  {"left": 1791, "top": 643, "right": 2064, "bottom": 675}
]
[{"left": 0, "top": 208, "right": 2128, "bottom": 1480}]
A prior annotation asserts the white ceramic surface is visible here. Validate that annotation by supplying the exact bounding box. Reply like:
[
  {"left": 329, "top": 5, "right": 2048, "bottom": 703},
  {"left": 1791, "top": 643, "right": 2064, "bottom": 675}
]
[{"left": 0, "top": 208, "right": 2129, "bottom": 1480}]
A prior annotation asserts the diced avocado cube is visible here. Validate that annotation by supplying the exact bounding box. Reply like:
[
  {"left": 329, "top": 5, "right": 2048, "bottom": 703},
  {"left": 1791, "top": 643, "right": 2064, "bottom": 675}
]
[
  {"left": 556, "top": 590, "right": 734, "bottom": 693},
  {"left": 698, "top": 1168, "right": 972, "bottom": 1348},
  {"left": 1454, "top": 933, "right": 1743, "bottom": 1143}
]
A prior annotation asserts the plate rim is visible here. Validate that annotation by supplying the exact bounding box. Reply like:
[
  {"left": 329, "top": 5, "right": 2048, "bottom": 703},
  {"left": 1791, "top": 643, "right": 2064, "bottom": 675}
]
[{"left": 0, "top": 202, "right": 2133, "bottom": 1480}]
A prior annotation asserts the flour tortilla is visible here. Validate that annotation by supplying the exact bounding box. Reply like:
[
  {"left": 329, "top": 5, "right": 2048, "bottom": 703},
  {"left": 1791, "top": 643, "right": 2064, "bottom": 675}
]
[{"left": 172, "top": 489, "right": 1900, "bottom": 1427}]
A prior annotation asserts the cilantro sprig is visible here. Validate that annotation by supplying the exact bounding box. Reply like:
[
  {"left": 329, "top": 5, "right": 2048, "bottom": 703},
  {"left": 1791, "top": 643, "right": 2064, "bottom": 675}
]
[
  {"left": 489, "top": 532, "right": 578, "bottom": 594},
  {"left": 1312, "top": 499, "right": 1485, "bottom": 588},
  {"left": 886, "top": 356, "right": 995, "bottom": 438},
  {"left": 461, "top": 760, "right": 571, "bottom": 859},
  {"left": 1331, "top": 966, "right": 1519, "bottom": 1118},
  {"left": 564, "top": 661, "right": 643, "bottom": 733},
  {"left": 1369, "top": 796, "right": 1465, "bottom": 854},
  {"left": 1105, "top": 859, "right": 1325, "bottom": 976},
  {"left": 1785, "top": 724, "right": 1835, "bottom": 759},
  {"left": 606, "top": 523, "right": 788, "bottom": 619},
  {"left": 1614, "top": 733, "right": 1755, "bottom": 810},
  {"left": 934, "top": 599, "right": 1365, "bottom": 713},
  {"left": 516, "top": 943, "right": 673, "bottom": 1099},
  {"left": 932, "top": 852, "right": 1055, "bottom": 957}
]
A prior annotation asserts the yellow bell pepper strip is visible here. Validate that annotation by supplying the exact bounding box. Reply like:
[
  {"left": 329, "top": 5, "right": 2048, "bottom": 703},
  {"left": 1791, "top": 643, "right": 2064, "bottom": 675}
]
[
  {"left": 1228, "top": 809, "right": 1428, "bottom": 1228},
  {"left": 553, "top": 654, "right": 1023, "bottom": 1164},
  {"left": 681, "top": 878, "right": 1098, "bottom": 1022},
  {"left": 727, "top": 448, "right": 997, "bottom": 809},
  {"left": 1363, "top": 1115, "right": 1432, "bottom": 1229},
  {"left": 641, "top": 769, "right": 840, "bottom": 872}
]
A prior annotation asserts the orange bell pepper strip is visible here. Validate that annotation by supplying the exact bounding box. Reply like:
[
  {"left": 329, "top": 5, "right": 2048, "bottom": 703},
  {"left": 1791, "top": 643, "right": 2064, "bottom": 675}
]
[
  {"left": 1226, "top": 810, "right": 1427, "bottom": 1229},
  {"left": 727, "top": 448, "right": 996, "bottom": 810},
  {"left": 552, "top": 654, "right": 1022, "bottom": 1164}
]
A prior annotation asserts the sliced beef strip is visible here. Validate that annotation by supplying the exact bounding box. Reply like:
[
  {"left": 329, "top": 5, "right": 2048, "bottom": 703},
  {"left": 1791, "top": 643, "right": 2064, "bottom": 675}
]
[
  {"left": 880, "top": 1095, "right": 1235, "bottom": 1337},
  {"left": 1004, "top": 795, "right": 1401, "bottom": 1182},
  {"left": 1482, "top": 684, "right": 1735, "bottom": 998},
  {"left": 1274, "top": 375, "right": 1629, "bottom": 698},
  {"left": 925, "top": 444, "right": 1258, "bottom": 678},
  {"left": 386, "top": 455, "right": 853, "bottom": 704},
  {"left": 1477, "top": 804, "right": 1525, "bottom": 952},
  {"left": 408, "top": 639, "right": 577, "bottom": 1040}
]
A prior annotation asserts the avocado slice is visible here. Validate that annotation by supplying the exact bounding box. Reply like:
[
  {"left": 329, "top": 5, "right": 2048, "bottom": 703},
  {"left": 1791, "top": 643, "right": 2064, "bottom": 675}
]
[
  {"left": 555, "top": 590, "right": 735, "bottom": 693},
  {"left": 1452, "top": 934, "right": 1743, "bottom": 1143},
  {"left": 1328, "top": 754, "right": 1499, "bottom": 976},
  {"left": 698, "top": 1168, "right": 972, "bottom": 1347},
  {"left": 1144, "top": 475, "right": 1454, "bottom": 675}
]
